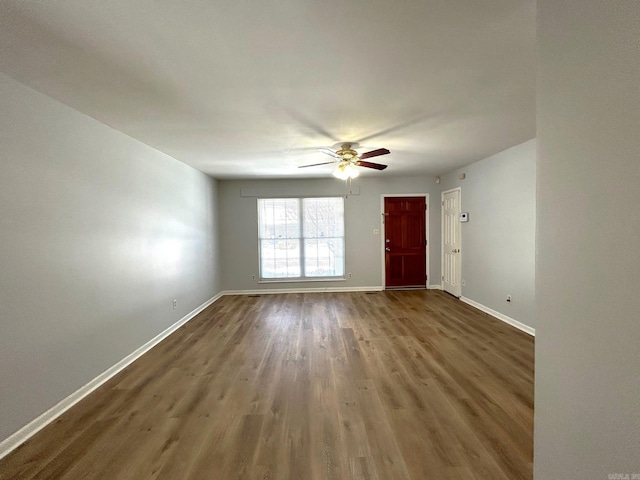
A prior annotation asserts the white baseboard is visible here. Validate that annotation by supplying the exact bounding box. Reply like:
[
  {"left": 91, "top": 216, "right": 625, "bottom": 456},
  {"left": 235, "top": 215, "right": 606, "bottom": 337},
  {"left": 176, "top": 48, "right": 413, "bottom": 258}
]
[
  {"left": 428, "top": 284, "right": 443, "bottom": 290},
  {"left": 0, "top": 292, "right": 224, "bottom": 461},
  {"left": 460, "top": 296, "right": 535, "bottom": 336},
  {"left": 222, "top": 286, "right": 384, "bottom": 295}
]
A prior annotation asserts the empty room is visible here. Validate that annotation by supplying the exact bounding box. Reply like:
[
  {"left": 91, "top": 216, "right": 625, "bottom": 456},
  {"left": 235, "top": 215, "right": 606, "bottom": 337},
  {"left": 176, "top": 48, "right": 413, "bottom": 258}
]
[{"left": 1, "top": 1, "right": 638, "bottom": 479}]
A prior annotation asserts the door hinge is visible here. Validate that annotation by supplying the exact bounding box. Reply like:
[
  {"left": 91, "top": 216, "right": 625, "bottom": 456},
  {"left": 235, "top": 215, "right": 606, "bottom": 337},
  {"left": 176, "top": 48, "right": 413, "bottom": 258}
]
[
  {"left": 425, "top": 240, "right": 428, "bottom": 246},
  {"left": 425, "top": 275, "right": 428, "bottom": 281}
]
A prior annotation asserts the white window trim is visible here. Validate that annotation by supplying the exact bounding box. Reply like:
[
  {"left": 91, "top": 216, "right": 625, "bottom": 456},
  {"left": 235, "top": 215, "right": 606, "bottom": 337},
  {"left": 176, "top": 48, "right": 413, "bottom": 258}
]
[{"left": 257, "top": 197, "right": 346, "bottom": 282}]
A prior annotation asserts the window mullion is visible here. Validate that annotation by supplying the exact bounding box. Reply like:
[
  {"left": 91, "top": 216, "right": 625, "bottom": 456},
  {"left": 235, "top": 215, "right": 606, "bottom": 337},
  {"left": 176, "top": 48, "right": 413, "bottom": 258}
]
[{"left": 299, "top": 198, "right": 305, "bottom": 278}]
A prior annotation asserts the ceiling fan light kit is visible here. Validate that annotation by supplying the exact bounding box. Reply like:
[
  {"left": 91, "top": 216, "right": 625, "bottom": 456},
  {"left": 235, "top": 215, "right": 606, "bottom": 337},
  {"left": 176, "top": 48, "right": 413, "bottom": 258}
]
[
  {"left": 332, "top": 162, "right": 360, "bottom": 180},
  {"left": 299, "top": 143, "right": 390, "bottom": 180}
]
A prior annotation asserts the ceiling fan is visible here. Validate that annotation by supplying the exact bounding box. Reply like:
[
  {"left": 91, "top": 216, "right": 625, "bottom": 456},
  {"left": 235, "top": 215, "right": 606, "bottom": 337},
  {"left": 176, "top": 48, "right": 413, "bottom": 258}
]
[{"left": 298, "top": 143, "right": 390, "bottom": 179}]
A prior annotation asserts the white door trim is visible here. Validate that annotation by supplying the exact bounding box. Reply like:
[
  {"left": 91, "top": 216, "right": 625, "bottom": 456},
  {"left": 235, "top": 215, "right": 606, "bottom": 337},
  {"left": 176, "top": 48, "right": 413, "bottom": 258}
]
[
  {"left": 441, "top": 187, "right": 462, "bottom": 297},
  {"left": 379, "top": 193, "right": 430, "bottom": 289}
]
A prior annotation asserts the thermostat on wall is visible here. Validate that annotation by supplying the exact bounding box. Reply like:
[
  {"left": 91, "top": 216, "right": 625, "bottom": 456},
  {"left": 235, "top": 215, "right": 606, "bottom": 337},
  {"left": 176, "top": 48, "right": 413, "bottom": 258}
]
[{"left": 459, "top": 212, "right": 469, "bottom": 222}]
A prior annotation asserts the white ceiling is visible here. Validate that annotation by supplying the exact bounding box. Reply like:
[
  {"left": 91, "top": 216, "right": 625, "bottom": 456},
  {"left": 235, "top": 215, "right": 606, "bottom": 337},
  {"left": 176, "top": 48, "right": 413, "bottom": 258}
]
[{"left": 0, "top": 0, "right": 536, "bottom": 179}]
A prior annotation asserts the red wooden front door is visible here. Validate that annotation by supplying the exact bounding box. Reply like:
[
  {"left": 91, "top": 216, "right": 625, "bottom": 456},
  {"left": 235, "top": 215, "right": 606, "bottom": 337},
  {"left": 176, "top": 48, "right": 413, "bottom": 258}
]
[{"left": 384, "top": 197, "right": 426, "bottom": 288}]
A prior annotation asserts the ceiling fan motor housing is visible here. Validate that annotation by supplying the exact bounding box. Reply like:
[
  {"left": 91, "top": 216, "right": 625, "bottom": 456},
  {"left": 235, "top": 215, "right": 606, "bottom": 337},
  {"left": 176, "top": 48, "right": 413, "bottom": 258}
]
[{"left": 336, "top": 143, "right": 358, "bottom": 161}]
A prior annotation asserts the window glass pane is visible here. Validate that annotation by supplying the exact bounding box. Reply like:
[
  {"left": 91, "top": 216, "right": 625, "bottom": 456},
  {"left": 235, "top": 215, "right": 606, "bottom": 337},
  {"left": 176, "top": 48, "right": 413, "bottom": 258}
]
[
  {"left": 304, "top": 238, "right": 344, "bottom": 277},
  {"left": 258, "top": 198, "right": 300, "bottom": 239},
  {"left": 260, "top": 239, "right": 301, "bottom": 278},
  {"left": 303, "top": 197, "right": 344, "bottom": 238}
]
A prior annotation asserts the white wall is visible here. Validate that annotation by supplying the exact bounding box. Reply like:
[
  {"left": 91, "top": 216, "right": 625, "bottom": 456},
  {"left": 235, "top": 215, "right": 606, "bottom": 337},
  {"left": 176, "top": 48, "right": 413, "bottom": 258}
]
[
  {"left": 440, "top": 140, "right": 536, "bottom": 329},
  {"left": 536, "top": 1, "right": 640, "bottom": 478},
  {"left": 218, "top": 176, "right": 441, "bottom": 291},
  {"left": 0, "top": 73, "right": 221, "bottom": 444}
]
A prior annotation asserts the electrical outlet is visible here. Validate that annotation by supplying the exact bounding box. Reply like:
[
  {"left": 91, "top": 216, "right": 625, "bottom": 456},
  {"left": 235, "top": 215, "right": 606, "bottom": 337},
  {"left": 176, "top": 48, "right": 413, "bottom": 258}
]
[
  {"left": 373, "top": 228, "right": 380, "bottom": 235},
  {"left": 461, "top": 279, "right": 466, "bottom": 286},
  {"left": 173, "top": 299, "right": 177, "bottom": 309},
  {"left": 348, "top": 272, "right": 353, "bottom": 278},
  {"left": 251, "top": 274, "right": 256, "bottom": 280},
  {"left": 506, "top": 295, "right": 512, "bottom": 303}
]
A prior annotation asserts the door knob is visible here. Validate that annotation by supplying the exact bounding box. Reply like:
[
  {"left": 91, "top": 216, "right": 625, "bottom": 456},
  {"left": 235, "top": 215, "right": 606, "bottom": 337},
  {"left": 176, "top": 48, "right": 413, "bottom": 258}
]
[{"left": 385, "top": 247, "right": 391, "bottom": 251}]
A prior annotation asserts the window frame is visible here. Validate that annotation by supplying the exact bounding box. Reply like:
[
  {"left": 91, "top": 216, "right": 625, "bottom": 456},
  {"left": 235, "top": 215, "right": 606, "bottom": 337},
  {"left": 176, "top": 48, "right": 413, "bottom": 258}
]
[{"left": 257, "top": 196, "right": 346, "bottom": 282}]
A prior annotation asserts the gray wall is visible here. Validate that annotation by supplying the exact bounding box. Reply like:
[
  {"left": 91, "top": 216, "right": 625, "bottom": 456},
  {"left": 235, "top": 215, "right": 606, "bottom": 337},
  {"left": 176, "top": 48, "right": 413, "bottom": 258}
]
[
  {"left": 219, "top": 176, "right": 441, "bottom": 291},
  {"left": 0, "top": 73, "right": 221, "bottom": 443},
  {"left": 440, "top": 139, "right": 536, "bottom": 329},
  {"left": 536, "top": 2, "right": 640, "bottom": 478}
]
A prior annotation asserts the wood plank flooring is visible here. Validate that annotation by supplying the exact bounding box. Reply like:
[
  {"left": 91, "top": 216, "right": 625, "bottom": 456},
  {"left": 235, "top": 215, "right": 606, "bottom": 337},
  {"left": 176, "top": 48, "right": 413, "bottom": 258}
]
[{"left": 0, "top": 290, "right": 534, "bottom": 480}]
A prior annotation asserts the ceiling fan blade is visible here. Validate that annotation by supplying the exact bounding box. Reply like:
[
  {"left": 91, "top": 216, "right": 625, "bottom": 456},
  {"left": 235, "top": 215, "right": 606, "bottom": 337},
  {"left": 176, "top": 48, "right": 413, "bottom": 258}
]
[
  {"left": 298, "top": 161, "right": 337, "bottom": 168},
  {"left": 359, "top": 148, "right": 390, "bottom": 159},
  {"left": 356, "top": 160, "right": 388, "bottom": 170},
  {"left": 319, "top": 148, "right": 341, "bottom": 158}
]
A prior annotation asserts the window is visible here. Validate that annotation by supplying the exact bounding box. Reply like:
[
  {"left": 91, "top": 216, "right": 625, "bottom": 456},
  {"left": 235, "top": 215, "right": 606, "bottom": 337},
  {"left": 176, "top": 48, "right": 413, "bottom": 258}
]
[{"left": 258, "top": 197, "right": 345, "bottom": 280}]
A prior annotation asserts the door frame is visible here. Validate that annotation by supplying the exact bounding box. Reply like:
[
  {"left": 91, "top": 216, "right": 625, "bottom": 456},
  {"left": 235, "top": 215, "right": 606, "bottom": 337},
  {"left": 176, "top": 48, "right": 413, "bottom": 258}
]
[
  {"left": 380, "top": 193, "right": 430, "bottom": 289},
  {"left": 441, "top": 187, "right": 462, "bottom": 296}
]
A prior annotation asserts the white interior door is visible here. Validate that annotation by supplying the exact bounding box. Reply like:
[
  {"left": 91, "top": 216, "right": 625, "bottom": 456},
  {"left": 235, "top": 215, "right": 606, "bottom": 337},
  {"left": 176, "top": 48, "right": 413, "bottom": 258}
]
[{"left": 441, "top": 188, "right": 461, "bottom": 297}]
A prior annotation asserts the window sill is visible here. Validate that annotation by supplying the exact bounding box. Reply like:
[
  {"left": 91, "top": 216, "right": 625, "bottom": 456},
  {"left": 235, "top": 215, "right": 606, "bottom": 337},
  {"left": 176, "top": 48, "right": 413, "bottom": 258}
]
[{"left": 258, "top": 277, "right": 346, "bottom": 284}]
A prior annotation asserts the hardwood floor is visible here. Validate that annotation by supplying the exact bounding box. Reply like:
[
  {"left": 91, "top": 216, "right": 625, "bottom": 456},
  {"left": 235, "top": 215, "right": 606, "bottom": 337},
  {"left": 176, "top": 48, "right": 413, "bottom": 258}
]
[{"left": 0, "top": 290, "right": 534, "bottom": 480}]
